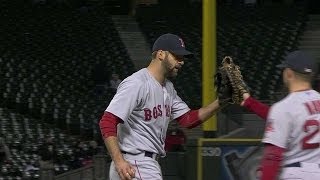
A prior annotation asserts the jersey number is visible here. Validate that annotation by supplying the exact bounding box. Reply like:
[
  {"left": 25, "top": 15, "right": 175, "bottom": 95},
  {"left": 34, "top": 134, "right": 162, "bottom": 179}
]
[{"left": 302, "top": 120, "right": 320, "bottom": 149}]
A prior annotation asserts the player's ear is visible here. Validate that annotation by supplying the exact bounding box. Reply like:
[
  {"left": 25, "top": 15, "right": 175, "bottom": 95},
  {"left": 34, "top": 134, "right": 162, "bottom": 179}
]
[
  {"left": 157, "top": 50, "right": 166, "bottom": 61},
  {"left": 286, "top": 68, "right": 295, "bottom": 80}
]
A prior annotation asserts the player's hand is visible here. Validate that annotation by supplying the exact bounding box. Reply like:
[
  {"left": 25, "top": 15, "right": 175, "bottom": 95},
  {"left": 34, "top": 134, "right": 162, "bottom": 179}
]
[
  {"left": 240, "top": 93, "right": 250, "bottom": 106},
  {"left": 115, "top": 159, "right": 136, "bottom": 180}
]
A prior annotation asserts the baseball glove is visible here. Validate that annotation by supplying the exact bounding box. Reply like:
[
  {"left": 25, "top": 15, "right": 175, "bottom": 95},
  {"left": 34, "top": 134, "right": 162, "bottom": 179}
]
[{"left": 215, "top": 56, "right": 249, "bottom": 105}]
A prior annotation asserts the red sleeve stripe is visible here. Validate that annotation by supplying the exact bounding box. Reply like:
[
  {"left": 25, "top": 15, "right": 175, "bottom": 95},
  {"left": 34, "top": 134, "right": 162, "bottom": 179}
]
[
  {"left": 261, "top": 144, "right": 285, "bottom": 180},
  {"left": 243, "top": 96, "right": 270, "bottom": 120},
  {"left": 99, "top": 112, "right": 123, "bottom": 139},
  {"left": 100, "top": 127, "right": 117, "bottom": 129},
  {"left": 176, "top": 110, "right": 201, "bottom": 129}
]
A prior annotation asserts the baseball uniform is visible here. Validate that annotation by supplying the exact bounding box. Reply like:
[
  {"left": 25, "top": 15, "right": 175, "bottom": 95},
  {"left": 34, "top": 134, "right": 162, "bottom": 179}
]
[
  {"left": 107, "top": 68, "right": 190, "bottom": 180},
  {"left": 263, "top": 89, "right": 320, "bottom": 180}
]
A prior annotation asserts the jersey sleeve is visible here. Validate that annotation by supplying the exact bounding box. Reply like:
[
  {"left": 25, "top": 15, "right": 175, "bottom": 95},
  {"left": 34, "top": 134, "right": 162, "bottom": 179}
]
[
  {"left": 106, "top": 79, "right": 144, "bottom": 122},
  {"left": 262, "top": 103, "right": 292, "bottom": 149},
  {"left": 171, "top": 89, "right": 190, "bottom": 120}
]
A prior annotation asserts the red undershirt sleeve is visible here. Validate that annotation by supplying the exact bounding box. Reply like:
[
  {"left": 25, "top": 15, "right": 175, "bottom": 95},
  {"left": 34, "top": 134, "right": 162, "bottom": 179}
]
[
  {"left": 243, "top": 96, "right": 270, "bottom": 120},
  {"left": 176, "top": 110, "right": 201, "bottom": 129},
  {"left": 99, "top": 112, "right": 123, "bottom": 139},
  {"left": 261, "top": 143, "right": 285, "bottom": 180}
]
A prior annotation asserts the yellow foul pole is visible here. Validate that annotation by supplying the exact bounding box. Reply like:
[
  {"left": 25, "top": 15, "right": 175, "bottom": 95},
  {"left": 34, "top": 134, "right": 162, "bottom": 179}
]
[{"left": 202, "top": 0, "right": 216, "bottom": 137}]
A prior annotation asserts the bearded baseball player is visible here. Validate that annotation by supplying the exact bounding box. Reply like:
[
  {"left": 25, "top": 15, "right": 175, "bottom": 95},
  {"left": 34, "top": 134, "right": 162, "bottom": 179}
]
[
  {"left": 99, "top": 33, "right": 228, "bottom": 180},
  {"left": 241, "top": 50, "right": 320, "bottom": 180}
]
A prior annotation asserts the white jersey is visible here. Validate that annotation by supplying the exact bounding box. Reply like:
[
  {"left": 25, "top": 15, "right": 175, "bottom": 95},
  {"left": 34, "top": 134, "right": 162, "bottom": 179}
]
[
  {"left": 106, "top": 68, "right": 190, "bottom": 156},
  {"left": 263, "top": 90, "right": 320, "bottom": 165}
]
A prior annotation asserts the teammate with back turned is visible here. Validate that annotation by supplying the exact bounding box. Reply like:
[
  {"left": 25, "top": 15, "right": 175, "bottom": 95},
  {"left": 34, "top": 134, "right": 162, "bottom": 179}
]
[{"left": 241, "top": 50, "right": 320, "bottom": 180}]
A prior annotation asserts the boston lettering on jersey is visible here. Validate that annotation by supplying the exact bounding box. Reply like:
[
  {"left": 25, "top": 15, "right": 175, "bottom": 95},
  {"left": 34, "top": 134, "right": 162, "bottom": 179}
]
[
  {"left": 144, "top": 105, "right": 171, "bottom": 121},
  {"left": 304, "top": 100, "right": 320, "bottom": 115}
]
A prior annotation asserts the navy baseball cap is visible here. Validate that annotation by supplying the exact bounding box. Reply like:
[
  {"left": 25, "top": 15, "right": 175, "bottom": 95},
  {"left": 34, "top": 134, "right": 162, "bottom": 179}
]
[
  {"left": 152, "top": 33, "right": 193, "bottom": 57},
  {"left": 277, "top": 50, "right": 317, "bottom": 74}
]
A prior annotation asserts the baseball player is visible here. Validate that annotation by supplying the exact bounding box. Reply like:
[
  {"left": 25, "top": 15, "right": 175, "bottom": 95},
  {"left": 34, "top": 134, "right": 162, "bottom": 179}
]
[
  {"left": 99, "top": 33, "right": 223, "bottom": 180},
  {"left": 241, "top": 50, "right": 320, "bottom": 180}
]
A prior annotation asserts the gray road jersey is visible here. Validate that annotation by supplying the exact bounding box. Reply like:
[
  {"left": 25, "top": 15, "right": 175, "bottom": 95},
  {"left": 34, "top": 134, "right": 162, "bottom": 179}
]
[
  {"left": 106, "top": 68, "right": 190, "bottom": 156},
  {"left": 263, "top": 90, "right": 320, "bottom": 165}
]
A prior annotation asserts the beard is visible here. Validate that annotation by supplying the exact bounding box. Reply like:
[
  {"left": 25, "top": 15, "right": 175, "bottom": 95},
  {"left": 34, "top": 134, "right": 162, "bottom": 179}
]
[{"left": 163, "top": 56, "right": 179, "bottom": 78}]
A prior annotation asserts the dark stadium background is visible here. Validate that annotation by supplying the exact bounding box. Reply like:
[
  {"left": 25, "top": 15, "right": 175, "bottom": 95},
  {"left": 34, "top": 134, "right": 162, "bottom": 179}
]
[{"left": 0, "top": 0, "right": 319, "bottom": 179}]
